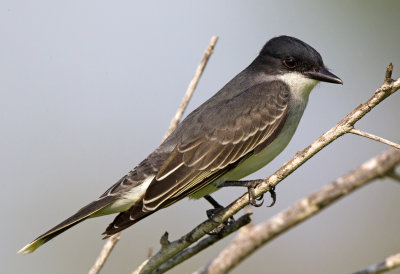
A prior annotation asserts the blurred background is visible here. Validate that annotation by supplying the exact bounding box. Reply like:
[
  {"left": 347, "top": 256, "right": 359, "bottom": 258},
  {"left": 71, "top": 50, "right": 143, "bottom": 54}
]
[{"left": 2, "top": 1, "right": 400, "bottom": 273}]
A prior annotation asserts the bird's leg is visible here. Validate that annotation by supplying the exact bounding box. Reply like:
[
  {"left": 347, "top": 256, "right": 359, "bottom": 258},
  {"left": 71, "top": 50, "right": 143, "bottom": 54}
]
[
  {"left": 219, "top": 180, "right": 276, "bottom": 207},
  {"left": 204, "top": 195, "right": 235, "bottom": 234},
  {"left": 204, "top": 194, "right": 224, "bottom": 209}
]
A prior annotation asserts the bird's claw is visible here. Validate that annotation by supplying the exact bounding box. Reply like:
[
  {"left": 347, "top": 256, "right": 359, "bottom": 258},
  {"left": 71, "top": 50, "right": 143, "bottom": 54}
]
[
  {"left": 247, "top": 184, "right": 276, "bottom": 207},
  {"left": 248, "top": 186, "right": 264, "bottom": 207},
  {"left": 267, "top": 186, "right": 276, "bottom": 207}
]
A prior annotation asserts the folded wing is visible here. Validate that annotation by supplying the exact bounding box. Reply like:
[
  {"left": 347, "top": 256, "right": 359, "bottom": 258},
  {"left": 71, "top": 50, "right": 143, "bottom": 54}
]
[{"left": 143, "top": 81, "right": 289, "bottom": 211}]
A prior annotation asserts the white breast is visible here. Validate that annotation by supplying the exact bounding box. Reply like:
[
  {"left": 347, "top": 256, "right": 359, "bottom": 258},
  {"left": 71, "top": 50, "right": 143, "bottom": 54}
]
[{"left": 221, "top": 73, "right": 318, "bottom": 181}]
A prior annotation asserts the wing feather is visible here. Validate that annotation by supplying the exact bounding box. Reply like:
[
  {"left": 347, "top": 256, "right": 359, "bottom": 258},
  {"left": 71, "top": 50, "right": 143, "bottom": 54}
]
[
  {"left": 209, "top": 143, "right": 236, "bottom": 171},
  {"left": 156, "top": 149, "right": 184, "bottom": 180}
]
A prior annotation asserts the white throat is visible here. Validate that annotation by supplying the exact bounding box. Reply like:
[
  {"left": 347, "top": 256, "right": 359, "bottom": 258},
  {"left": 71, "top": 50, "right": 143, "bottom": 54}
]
[{"left": 277, "top": 72, "right": 319, "bottom": 99}]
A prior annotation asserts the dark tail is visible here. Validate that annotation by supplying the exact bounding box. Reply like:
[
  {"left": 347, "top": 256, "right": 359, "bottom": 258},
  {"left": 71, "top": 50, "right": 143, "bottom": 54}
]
[
  {"left": 103, "top": 200, "right": 155, "bottom": 238},
  {"left": 18, "top": 196, "right": 117, "bottom": 254}
]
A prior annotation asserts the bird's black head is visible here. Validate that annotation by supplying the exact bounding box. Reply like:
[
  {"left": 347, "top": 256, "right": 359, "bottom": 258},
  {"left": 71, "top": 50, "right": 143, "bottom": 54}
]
[{"left": 257, "top": 35, "right": 342, "bottom": 84}]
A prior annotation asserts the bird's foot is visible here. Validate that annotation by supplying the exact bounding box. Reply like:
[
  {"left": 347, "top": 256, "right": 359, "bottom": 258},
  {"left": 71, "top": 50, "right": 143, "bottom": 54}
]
[{"left": 219, "top": 180, "right": 277, "bottom": 207}]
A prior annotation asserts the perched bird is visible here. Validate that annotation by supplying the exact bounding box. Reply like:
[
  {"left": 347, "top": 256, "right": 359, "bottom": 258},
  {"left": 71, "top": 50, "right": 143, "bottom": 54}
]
[{"left": 19, "top": 35, "right": 342, "bottom": 254}]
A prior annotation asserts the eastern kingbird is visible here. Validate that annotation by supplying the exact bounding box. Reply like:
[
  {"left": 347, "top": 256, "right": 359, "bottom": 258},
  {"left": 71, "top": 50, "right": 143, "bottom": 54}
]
[{"left": 19, "top": 35, "right": 342, "bottom": 254}]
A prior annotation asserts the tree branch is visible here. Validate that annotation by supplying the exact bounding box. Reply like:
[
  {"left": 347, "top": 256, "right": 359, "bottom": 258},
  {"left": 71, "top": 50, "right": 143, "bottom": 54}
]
[
  {"left": 134, "top": 64, "right": 400, "bottom": 273},
  {"left": 197, "top": 148, "right": 400, "bottom": 273},
  {"left": 154, "top": 213, "right": 252, "bottom": 273},
  {"left": 89, "top": 36, "right": 219, "bottom": 274},
  {"left": 88, "top": 234, "right": 120, "bottom": 274},
  {"left": 351, "top": 252, "right": 400, "bottom": 274},
  {"left": 349, "top": 128, "right": 400, "bottom": 149},
  {"left": 163, "top": 35, "right": 219, "bottom": 141}
]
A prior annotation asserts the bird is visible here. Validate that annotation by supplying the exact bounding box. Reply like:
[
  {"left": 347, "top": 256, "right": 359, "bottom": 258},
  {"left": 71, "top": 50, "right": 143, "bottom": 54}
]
[{"left": 18, "top": 35, "right": 342, "bottom": 254}]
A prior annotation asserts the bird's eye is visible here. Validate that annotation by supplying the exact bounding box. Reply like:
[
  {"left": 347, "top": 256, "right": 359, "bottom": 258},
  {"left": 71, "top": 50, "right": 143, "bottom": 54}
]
[{"left": 283, "top": 57, "right": 297, "bottom": 69}]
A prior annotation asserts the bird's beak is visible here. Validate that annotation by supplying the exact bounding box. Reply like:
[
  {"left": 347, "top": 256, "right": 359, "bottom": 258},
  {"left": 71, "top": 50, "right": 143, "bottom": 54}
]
[{"left": 305, "top": 67, "right": 343, "bottom": 84}]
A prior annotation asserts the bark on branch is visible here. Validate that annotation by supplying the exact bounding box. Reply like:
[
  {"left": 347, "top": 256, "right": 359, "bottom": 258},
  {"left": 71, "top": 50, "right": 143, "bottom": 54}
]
[
  {"left": 351, "top": 252, "right": 400, "bottom": 274},
  {"left": 153, "top": 213, "right": 252, "bottom": 273}
]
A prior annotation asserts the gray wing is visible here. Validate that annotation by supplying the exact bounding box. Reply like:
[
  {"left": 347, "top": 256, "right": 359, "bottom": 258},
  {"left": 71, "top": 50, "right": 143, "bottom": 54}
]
[
  {"left": 143, "top": 81, "right": 290, "bottom": 211},
  {"left": 98, "top": 146, "right": 170, "bottom": 198}
]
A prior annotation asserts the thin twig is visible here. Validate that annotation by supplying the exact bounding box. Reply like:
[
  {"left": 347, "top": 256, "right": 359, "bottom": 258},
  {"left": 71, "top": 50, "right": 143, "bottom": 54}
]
[
  {"left": 351, "top": 252, "right": 400, "bottom": 274},
  {"left": 90, "top": 36, "right": 219, "bottom": 274},
  {"left": 134, "top": 65, "right": 400, "bottom": 274},
  {"left": 131, "top": 259, "right": 150, "bottom": 274},
  {"left": 88, "top": 234, "right": 120, "bottom": 274},
  {"left": 163, "top": 35, "right": 219, "bottom": 141},
  {"left": 154, "top": 214, "right": 252, "bottom": 273},
  {"left": 385, "top": 63, "right": 393, "bottom": 84},
  {"left": 197, "top": 148, "right": 400, "bottom": 273},
  {"left": 350, "top": 128, "right": 400, "bottom": 149},
  {"left": 147, "top": 247, "right": 153, "bottom": 259}
]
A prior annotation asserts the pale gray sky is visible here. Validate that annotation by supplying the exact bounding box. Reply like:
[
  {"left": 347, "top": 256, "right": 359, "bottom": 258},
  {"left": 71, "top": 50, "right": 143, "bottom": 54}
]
[{"left": 2, "top": 1, "right": 400, "bottom": 273}]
